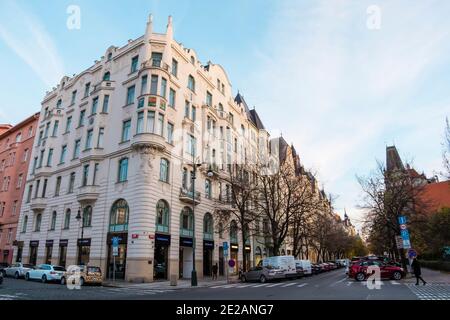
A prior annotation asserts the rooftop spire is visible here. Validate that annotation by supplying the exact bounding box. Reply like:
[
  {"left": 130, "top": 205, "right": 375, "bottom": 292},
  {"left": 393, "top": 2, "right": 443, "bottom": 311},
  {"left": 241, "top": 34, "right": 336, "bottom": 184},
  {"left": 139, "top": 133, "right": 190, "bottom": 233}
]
[
  {"left": 166, "top": 15, "right": 173, "bottom": 39},
  {"left": 143, "top": 13, "right": 153, "bottom": 63}
]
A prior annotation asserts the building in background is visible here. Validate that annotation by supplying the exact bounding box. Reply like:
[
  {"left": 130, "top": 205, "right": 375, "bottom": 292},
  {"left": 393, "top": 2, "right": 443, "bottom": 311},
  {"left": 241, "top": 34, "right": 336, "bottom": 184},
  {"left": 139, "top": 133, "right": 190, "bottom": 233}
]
[{"left": 0, "top": 113, "right": 39, "bottom": 264}]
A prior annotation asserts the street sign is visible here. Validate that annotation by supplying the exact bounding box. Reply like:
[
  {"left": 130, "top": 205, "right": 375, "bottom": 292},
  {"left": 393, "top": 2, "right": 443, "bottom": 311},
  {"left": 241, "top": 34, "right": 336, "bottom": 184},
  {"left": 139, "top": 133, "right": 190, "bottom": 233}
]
[
  {"left": 403, "top": 239, "right": 411, "bottom": 249},
  {"left": 400, "top": 229, "right": 410, "bottom": 240},
  {"left": 398, "top": 216, "right": 407, "bottom": 225},
  {"left": 223, "top": 242, "right": 228, "bottom": 250},
  {"left": 395, "top": 236, "right": 403, "bottom": 249},
  {"left": 228, "top": 259, "right": 235, "bottom": 268},
  {"left": 408, "top": 248, "right": 417, "bottom": 258},
  {"left": 112, "top": 236, "right": 121, "bottom": 247},
  {"left": 400, "top": 224, "right": 407, "bottom": 230},
  {"left": 223, "top": 248, "right": 228, "bottom": 257},
  {"left": 113, "top": 246, "right": 119, "bottom": 256}
]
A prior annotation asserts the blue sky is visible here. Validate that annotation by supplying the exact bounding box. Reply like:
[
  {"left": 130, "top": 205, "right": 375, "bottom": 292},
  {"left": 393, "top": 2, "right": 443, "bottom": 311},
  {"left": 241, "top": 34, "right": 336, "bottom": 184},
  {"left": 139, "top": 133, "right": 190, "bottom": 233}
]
[{"left": 1, "top": 0, "right": 449, "bottom": 230}]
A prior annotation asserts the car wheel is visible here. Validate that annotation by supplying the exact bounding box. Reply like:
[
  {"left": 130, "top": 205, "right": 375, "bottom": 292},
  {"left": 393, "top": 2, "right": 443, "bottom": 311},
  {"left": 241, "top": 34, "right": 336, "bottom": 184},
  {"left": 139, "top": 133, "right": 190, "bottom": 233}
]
[
  {"left": 60, "top": 277, "right": 66, "bottom": 285},
  {"left": 80, "top": 277, "right": 85, "bottom": 286},
  {"left": 260, "top": 275, "right": 266, "bottom": 283},
  {"left": 25, "top": 273, "right": 30, "bottom": 281},
  {"left": 393, "top": 271, "right": 402, "bottom": 280},
  {"left": 241, "top": 275, "right": 247, "bottom": 282},
  {"left": 355, "top": 272, "right": 365, "bottom": 281},
  {"left": 14, "top": 272, "right": 20, "bottom": 279},
  {"left": 42, "top": 275, "right": 47, "bottom": 283}
]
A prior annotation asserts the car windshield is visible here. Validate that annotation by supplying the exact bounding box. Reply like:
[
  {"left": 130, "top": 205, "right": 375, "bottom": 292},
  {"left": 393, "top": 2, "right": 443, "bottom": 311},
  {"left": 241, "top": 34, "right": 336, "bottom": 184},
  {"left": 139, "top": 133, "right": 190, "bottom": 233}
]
[
  {"left": 87, "top": 267, "right": 101, "bottom": 273},
  {"left": 53, "top": 266, "right": 66, "bottom": 271}
]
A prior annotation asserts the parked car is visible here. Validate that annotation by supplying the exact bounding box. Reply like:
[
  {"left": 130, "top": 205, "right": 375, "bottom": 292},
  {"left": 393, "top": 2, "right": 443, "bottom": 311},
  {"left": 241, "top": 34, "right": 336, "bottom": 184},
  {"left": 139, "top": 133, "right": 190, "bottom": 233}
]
[
  {"left": 349, "top": 260, "right": 405, "bottom": 281},
  {"left": 0, "top": 271, "right": 3, "bottom": 285},
  {"left": 25, "top": 264, "right": 66, "bottom": 283},
  {"left": 295, "top": 260, "right": 312, "bottom": 276},
  {"left": 260, "top": 256, "right": 297, "bottom": 279},
  {"left": 0, "top": 262, "right": 10, "bottom": 277},
  {"left": 61, "top": 265, "right": 102, "bottom": 286},
  {"left": 4, "top": 263, "right": 34, "bottom": 279},
  {"left": 321, "top": 263, "right": 331, "bottom": 271},
  {"left": 326, "top": 262, "right": 337, "bottom": 270},
  {"left": 311, "top": 263, "right": 321, "bottom": 275},
  {"left": 295, "top": 264, "right": 304, "bottom": 278},
  {"left": 241, "top": 265, "right": 285, "bottom": 283}
]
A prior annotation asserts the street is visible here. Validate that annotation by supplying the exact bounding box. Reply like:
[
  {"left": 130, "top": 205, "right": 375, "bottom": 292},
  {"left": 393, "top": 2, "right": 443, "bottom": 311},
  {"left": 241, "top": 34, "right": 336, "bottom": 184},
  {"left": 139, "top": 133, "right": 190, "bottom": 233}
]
[{"left": 1, "top": 269, "right": 449, "bottom": 300}]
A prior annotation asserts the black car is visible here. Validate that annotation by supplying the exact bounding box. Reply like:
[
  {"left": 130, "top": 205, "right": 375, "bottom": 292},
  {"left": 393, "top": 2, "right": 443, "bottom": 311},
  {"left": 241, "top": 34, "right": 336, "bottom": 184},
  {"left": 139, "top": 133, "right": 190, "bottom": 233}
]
[{"left": 0, "top": 262, "right": 10, "bottom": 277}]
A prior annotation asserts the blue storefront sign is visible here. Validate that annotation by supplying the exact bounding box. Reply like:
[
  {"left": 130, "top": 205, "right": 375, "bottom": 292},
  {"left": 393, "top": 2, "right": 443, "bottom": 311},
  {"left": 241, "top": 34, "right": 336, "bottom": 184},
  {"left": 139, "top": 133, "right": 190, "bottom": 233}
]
[
  {"left": 203, "top": 240, "right": 214, "bottom": 249},
  {"left": 180, "top": 237, "right": 193, "bottom": 247},
  {"left": 155, "top": 233, "right": 171, "bottom": 245}
]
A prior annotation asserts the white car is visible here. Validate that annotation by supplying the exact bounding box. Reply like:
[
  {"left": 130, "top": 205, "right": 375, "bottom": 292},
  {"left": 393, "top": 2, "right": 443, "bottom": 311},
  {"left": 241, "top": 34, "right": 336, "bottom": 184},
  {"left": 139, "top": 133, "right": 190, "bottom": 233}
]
[
  {"left": 295, "top": 260, "right": 312, "bottom": 276},
  {"left": 25, "top": 264, "right": 66, "bottom": 283},
  {"left": 5, "top": 263, "right": 35, "bottom": 279}
]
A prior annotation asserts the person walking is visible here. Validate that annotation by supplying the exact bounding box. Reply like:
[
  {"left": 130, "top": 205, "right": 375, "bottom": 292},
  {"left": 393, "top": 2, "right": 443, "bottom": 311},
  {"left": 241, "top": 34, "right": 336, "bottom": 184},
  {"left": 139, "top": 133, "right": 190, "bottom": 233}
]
[
  {"left": 212, "top": 263, "right": 218, "bottom": 280},
  {"left": 411, "top": 257, "right": 426, "bottom": 285}
]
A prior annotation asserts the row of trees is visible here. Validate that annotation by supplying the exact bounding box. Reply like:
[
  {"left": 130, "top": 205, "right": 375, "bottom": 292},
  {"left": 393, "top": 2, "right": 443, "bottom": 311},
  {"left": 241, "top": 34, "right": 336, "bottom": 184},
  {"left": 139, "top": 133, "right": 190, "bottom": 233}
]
[{"left": 213, "top": 149, "right": 366, "bottom": 272}]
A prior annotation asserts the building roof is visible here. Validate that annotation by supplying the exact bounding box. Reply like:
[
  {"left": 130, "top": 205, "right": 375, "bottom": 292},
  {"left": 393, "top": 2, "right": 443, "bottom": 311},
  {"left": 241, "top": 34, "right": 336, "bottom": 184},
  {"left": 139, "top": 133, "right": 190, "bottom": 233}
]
[
  {"left": 419, "top": 180, "right": 450, "bottom": 213},
  {"left": 234, "top": 93, "right": 266, "bottom": 130},
  {"left": 386, "top": 146, "right": 405, "bottom": 171}
]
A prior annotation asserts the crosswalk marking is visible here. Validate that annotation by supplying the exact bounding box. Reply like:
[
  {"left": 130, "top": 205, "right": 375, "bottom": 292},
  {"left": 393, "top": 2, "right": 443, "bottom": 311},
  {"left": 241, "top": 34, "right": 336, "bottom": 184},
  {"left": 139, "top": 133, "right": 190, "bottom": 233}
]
[
  {"left": 390, "top": 281, "right": 400, "bottom": 285},
  {"left": 236, "top": 284, "right": 254, "bottom": 288},
  {"left": 281, "top": 282, "right": 297, "bottom": 287},
  {"left": 297, "top": 283, "right": 308, "bottom": 288},
  {"left": 406, "top": 283, "right": 450, "bottom": 300},
  {"left": 266, "top": 283, "right": 284, "bottom": 288},
  {"left": 252, "top": 283, "right": 270, "bottom": 288}
]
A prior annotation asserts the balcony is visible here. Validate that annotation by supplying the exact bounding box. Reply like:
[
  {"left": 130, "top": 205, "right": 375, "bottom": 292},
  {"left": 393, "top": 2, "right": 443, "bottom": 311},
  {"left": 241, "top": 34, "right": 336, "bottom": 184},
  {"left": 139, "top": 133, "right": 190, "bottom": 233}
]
[
  {"left": 200, "top": 163, "right": 220, "bottom": 178},
  {"left": 43, "top": 108, "right": 63, "bottom": 121},
  {"left": 33, "top": 166, "right": 53, "bottom": 178},
  {"left": 91, "top": 80, "right": 115, "bottom": 94},
  {"left": 179, "top": 188, "right": 201, "bottom": 205},
  {"left": 180, "top": 228, "right": 194, "bottom": 237},
  {"left": 76, "top": 185, "right": 100, "bottom": 204},
  {"left": 215, "top": 198, "right": 234, "bottom": 211},
  {"left": 131, "top": 133, "right": 167, "bottom": 152},
  {"left": 30, "top": 198, "right": 47, "bottom": 212},
  {"left": 203, "top": 233, "right": 214, "bottom": 241}
]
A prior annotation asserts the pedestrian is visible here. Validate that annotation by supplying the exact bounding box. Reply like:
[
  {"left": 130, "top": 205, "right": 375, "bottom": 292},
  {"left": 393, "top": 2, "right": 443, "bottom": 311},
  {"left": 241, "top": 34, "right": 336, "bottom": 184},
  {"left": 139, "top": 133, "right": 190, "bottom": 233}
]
[
  {"left": 411, "top": 257, "right": 426, "bottom": 286},
  {"left": 212, "top": 263, "right": 218, "bottom": 280}
]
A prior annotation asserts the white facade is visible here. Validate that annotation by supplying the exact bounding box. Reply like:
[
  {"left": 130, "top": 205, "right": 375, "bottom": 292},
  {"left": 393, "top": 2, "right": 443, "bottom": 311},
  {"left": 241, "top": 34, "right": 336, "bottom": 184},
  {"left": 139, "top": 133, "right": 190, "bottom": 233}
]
[{"left": 14, "top": 15, "right": 277, "bottom": 282}]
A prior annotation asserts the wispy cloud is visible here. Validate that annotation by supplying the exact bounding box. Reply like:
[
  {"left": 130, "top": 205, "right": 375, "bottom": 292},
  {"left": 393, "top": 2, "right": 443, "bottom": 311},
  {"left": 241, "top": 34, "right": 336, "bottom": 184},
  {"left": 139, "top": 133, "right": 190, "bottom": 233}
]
[
  {"left": 246, "top": 0, "right": 450, "bottom": 229},
  {"left": 0, "top": 1, "right": 64, "bottom": 88}
]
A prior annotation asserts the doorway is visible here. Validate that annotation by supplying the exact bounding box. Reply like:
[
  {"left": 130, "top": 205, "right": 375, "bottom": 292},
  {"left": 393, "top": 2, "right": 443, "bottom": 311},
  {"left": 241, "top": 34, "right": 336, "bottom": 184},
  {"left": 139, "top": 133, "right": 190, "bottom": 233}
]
[
  {"left": 154, "top": 242, "right": 169, "bottom": 280},
  {"left": 219, "top": 247, "right": 224, "bottom": 276},
  {"left": 203, "top": 247, "right": 213, "bottom": 276}
]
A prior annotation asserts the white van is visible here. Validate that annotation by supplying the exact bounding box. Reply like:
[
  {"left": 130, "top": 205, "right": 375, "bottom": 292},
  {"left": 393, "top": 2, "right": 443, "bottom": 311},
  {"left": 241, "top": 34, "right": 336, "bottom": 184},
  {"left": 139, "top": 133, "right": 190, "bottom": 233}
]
[
  {"left": 295, "top": 260, "right": 312, "bottom": 276},
  {"left": 262, "top": 256, "right": 297, "bottom": 279}
]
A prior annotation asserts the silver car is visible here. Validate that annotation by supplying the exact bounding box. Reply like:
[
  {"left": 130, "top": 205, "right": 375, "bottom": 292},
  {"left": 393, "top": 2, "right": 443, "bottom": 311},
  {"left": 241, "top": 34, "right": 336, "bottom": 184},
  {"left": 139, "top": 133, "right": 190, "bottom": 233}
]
[
  {"left": 4, "top": 263, "right": 34, "bottom": 279},
  {"left": 241, "top": 266, "right": 285, "bottom": 283}
]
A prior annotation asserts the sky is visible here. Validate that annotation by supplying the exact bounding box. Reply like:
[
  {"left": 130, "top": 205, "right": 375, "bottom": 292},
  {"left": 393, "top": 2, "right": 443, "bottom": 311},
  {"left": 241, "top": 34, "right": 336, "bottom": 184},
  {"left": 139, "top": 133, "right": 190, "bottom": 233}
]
[{"left": 0, "top": 0, "right": 449, "bottom": 231}]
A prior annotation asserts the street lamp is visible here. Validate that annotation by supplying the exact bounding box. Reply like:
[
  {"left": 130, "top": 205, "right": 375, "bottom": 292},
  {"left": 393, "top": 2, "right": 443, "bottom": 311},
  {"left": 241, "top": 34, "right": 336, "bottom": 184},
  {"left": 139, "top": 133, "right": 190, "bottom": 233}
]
[
  {"left": 190, "top": 152, "right": 214, "bottom": 287},
  {"left": 75, "top": 207, "right": 85, "bottom": 265}
]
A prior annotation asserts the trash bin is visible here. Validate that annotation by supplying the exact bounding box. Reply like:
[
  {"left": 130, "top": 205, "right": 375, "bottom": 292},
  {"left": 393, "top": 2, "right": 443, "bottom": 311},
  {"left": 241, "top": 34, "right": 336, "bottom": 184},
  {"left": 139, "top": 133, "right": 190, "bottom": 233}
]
[{"left": 170, "top": 274, "right": 177, "bottom": 286}]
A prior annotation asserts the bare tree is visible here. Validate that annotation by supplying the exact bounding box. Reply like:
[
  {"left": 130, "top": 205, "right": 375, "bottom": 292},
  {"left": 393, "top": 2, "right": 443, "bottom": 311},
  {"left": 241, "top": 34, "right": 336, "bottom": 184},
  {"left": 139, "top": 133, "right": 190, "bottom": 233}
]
[{"left": 443, "top": 117, "right": 450, "bottom": 179}]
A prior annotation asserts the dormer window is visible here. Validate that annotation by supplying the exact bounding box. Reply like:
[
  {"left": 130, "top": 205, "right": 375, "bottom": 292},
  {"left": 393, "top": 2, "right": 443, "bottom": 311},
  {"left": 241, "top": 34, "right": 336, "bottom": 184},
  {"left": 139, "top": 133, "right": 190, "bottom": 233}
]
[
  {"left": 103, "top": 72, "right": 110, "bottom": 81},
  {"left": 190, "top": 56, "right": 195, "bottom": 65},
  {"left": 107, "top": 52, "right": 112, "bottom": 61}
]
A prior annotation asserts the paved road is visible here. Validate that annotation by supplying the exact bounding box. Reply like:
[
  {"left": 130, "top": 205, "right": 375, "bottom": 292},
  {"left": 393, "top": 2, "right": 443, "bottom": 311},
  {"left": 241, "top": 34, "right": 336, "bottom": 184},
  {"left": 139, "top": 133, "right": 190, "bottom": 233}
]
[{"left": 0, "top": 269, "right": 448, "bottom": 300}]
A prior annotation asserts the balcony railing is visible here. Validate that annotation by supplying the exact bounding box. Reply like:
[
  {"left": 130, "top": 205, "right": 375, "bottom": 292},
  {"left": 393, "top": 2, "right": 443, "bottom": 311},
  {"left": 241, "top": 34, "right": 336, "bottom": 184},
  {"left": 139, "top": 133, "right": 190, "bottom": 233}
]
[
  {"left": 92, "top": 80, "right": 115, "bottom": 94},
  {"left": 30, "top": 197, "right": 47, "bottom": 212},
  {"left": 76, "top": 185, "right": 100, "bottom": 204},
  {"left": 180, "top": 228, "right": 194, "bottom": 237},
  {"left": 156, "top": 224, "right": 169, "bottom": 233},
  {"left": 109, "top": 223, "right": 128, "bottom": 233},
  {"left": 179, "top": 188, "right": 201, "bottom": 205},
  {"left": 203, "top": 233, "right": 214, "bottom": 241}
]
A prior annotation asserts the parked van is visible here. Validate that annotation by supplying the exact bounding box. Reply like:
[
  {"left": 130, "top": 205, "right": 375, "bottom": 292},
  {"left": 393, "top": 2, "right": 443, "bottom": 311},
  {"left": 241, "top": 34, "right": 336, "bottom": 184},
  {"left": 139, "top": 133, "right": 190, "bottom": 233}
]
[
  {"left": 261, "top": 256, "right": 297, "bottom": 279},
  {"left": 295, "top": 260, "right": 312, "bottom": 276}
]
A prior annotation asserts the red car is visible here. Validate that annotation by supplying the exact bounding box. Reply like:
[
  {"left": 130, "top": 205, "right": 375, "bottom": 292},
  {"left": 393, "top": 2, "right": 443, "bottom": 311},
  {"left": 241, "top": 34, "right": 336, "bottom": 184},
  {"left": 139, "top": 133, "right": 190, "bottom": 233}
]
[{"left": 349, "top": 260, "right": 405, "bottom": 281}]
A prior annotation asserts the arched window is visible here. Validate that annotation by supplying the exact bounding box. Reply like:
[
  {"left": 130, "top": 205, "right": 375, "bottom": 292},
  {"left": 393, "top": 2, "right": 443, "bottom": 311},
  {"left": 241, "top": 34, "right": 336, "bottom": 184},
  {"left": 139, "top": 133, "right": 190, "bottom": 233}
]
[
  {"left": 109, "top": 199, "right": 129, "bottom": 232},
  {"left": 190, "top": 56, "right": 195, "bottom": 65},
  {"left": 107, "top": 52, "right": 112, "bottom": 61},
  {"left": 180, "top": 207, "right": 193, "bottom": 237},
  {"left": 187, "top": 75, "right": 195, "bottom": 92},
  {"left": 56, "top": 99, "right": 62, "bottom": 109},
  {"left": 205, "top": 179, "right": 211, "bottom": 199},
  {"left": 35, "top": 213, "right": 42, "bottom": 231},
  {"left": 50, "top": 211, "right": 57, "bottom": 230},
  {"left": 103, "top": 72, "right": 111, "bottom": 81},
  {"left": 22, "top": 215, "right": 28, "bottom": 233},
  {"left": 15, "top": 132, "right": 22, "bottom": 143},
  {"left": 159, "top": 158, "right": 169, "bottom": 183},
  {"left": 218, "top": 103, "right": 224, "bottom": 112},
  {"left": 64, "top": 209, "right": 71, "bottom": 229},
  {"left": 83, "top": 205, "right": 92, "bottom": 227},
  {"left": 230, "top": 220, "right": 238, "bottom": 244},
  {"left": 203, "top": 213, "right": 213, "bottom": 240},
  {"left": 156, "top": 200, "right": 170, "bottom": 233}
]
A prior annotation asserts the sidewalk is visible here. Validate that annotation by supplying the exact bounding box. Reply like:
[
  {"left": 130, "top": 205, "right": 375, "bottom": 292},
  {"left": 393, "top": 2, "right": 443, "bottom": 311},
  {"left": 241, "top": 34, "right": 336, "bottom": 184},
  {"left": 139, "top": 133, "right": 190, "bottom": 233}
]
[
  {"left": 403, "top": 268, "right": 450, "bottom": 284},
  {"left": 103, "top": 275, "right": 241, "bottom": 290}
]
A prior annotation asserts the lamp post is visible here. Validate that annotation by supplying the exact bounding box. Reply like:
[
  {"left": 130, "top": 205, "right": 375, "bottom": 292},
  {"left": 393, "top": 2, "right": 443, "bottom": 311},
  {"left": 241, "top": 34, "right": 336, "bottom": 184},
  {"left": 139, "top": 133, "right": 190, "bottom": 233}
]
[{"left": 75, "top": 207, "right": 85, "bottom": 265}]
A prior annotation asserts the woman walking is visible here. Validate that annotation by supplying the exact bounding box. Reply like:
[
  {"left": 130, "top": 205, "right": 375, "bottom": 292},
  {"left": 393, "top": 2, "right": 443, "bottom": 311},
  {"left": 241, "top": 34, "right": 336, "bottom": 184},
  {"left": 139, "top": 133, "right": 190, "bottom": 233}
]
[{"left": 411, "top": 257, "right": 427, "bottom": 286}]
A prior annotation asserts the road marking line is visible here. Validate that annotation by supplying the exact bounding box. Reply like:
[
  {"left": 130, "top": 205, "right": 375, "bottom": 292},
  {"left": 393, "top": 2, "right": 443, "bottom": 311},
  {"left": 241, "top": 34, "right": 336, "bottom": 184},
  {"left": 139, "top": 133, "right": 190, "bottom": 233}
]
[
  {"left": 236, "top": 284, "right": 254, "bottom": 288},
  {"left": 266, "top": 283, "right": 284, "bottom": 288},
  {"left": 390, "top": 281, "right": 400, "bottom": 285},
  {"left": 347, "top": 282, "right": 353, "bottom": 286},
  {"left": 252, "top": 283, "right": 270, "bottom": 288},
  {"left": 210, "top": 284, "right": 229, "bottom": 288},
  {"left": 297, "top": 283, "right": 308, "bottom": 288},
  {"left": 282, "top": 282, "right": 297, "bottom": 287},
  {"left": 222, "top": 284, "right": 238, "bottom": 288}
]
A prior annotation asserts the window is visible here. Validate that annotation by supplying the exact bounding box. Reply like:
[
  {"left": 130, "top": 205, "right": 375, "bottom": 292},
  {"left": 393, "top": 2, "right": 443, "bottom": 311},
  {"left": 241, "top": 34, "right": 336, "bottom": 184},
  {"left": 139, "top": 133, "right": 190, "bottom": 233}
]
[
  {"left": 93, "top": 163, "right": 99, "bottom": 185},
  {"left": 71, "top": 90, "right": 77, "bottom": 105},
  {"left": 60, "top": 145, "right": 67, "bottom": 164},
  {"left": 150, "top": 75, "right": 158, "bottom": 95},
  {"left": 82, "top": 164, "right": 89, "bottom": 186},
  {"left": 147, "top": 111, "right": 155, "bottom": 133},
  {"left": 26, "top": 185, "right": 33, "bottom": 203},
  {"left": 38, "top": 150, "right": 44, "bottom": 167},
  {"left": 37, "top": 131, "right": 43, "bottom": 146},
  {"left": 167, "top": 122, "right": 174, "bottom": 144},
  {"left": 171, "top": 58, "right": 178, "bottom": 77},
  {"left": 206, "top": 91, "right": 212, "bottom": 106},
  {"left": 97, "top": 128, "right": 104, "bottom": 148},
  {"left": 103, "top": 72, "right": 110, "bottom": 81},
  {"left": 68, "top": 172, "right": 75, "bottom": 193},
  {"left": 190, "top": 56, "right": 195, "bottom": 64},
  {"left": 73, "top": 140, "right": 81, "bottom": 158},
  {"left": 230, "top": 220, "right": 238, "bottom": 243},
  {"left": 0, "top": 202, "right": 5, "bottom": 217},
  {"left": 91, "top": 97, "right": 99, "bottom": 114},
  {"left": 85, "top": 129, "right": 93, "bottom": 149},
  {"left": 44, "top": 122, "right": 50, "bottom": 138},
  {"left": 205, "top": 179, "right": 212, "bottom": 199},
  {"left": 203, "top": 213, "right": 213, "bottom": 240},
  {"left": 161, "top": 78, "right": 167, "bottom": 98},
  {"left": 156, "top": 200, "right": 169, "bottom": 233},
  {"left": 182, "top": 168, "right": 188, "bottom": 189},
  {"left": 151, "top": 52, "right": 162, "bottom": 67},
  {"left": 15, "top": 132, "right": 22, "bottom": 143},
  {"left": 188, "top": 75, "right": 195, "bottom": 92},
  {"left": 121, "top": 120, "right": 131, "bottom": 142},
  {"left": 102, "top": 95, "right": 109, "bottom": 113},
  {"left": 35, "top": 213, "right": 42, "bottom": 231},
  {"left": 191, "top": 106, "right": 196, "bottom": 121},
  {"left": 84, "top": 82, "right": 90, "bottom": 98},
  {"left": 187, "top": 134, "right": 196, "bottom": 156},
  {"left": 138, "top": 97, "right": 145, "bottom": 109},
  {"left": 22, "top": 215, "right": 28, "bottom": 233},
  {"left": 17, "top": 174, "right": 23, "bottom": 188},
  {"left": 169, "top": 88, "right": 176, "bottom": 107},
  {"left": 141, "top": 75, "right": 148, "bottom": 95},
  {"left": 78, "top": 110, "right": 86, "bottom": 127},
  {"left": 118, "top": 158, "right": 128, "bottom": 182},
  {"left": 23, "top": 149, "right": 29, "bottom": 162},
  {"left": 50, "top": 211, "right": 57, "bottom": 230},
  {"left": 64, "top": 209, "right": 71, "bottom": 229},
  {"left": 83, "top": 206, "right": 92, "bottom": 227},
  {"left": 107, "top": 52, "right": 112, "bottom": 61},
  {"left": 126, "top": 85, "right": 135, "bottom": 105},
  {"left": 109, "top": 199, "right": 129, "bottom": 232},
  {"left": 136, "top": 112, "right": 144, "bottom": 134},
  {"left": 160, "top": 158, "right": 169, "bottom": 182},
  {"left": 28, "top": 126, "right": 33, "bottom": 137},
  {"left": 46, "top": 148, "right": 53, "bottom": 166},
  {"left": 180, "top": 207, "right": 194, "bottom": 237},
  {"left": 6, "top": 229, "right": 11, "bottom": 243},
  {"left": 65, "top": 116, "right": 72, "bottom": 133},
  {"left": 41, "top": 179, "right": 47, "bottom": 198},
  {"left": 52, "top": 120, "right": 59, "bottom": 137},
  {"left": 131, "top": 55, "right": 139, "bottom": 73},
  {"left": 55, "top": 176, "right": 61, "bottom": 196},
  {"left": 158, "top": 114, "right": 164, "bottom": 136},
  {"left": 234, "top": 138, "right": 238, "bottom": 153},
  {"left": 12, "top": 201, "right": 18, "bottom": 216},
  {"left": 34, "top": 180, "right": 40, "bottom": 198},
  {"left": 184, "top": 101, "right": 190, "bottom": 118}
]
